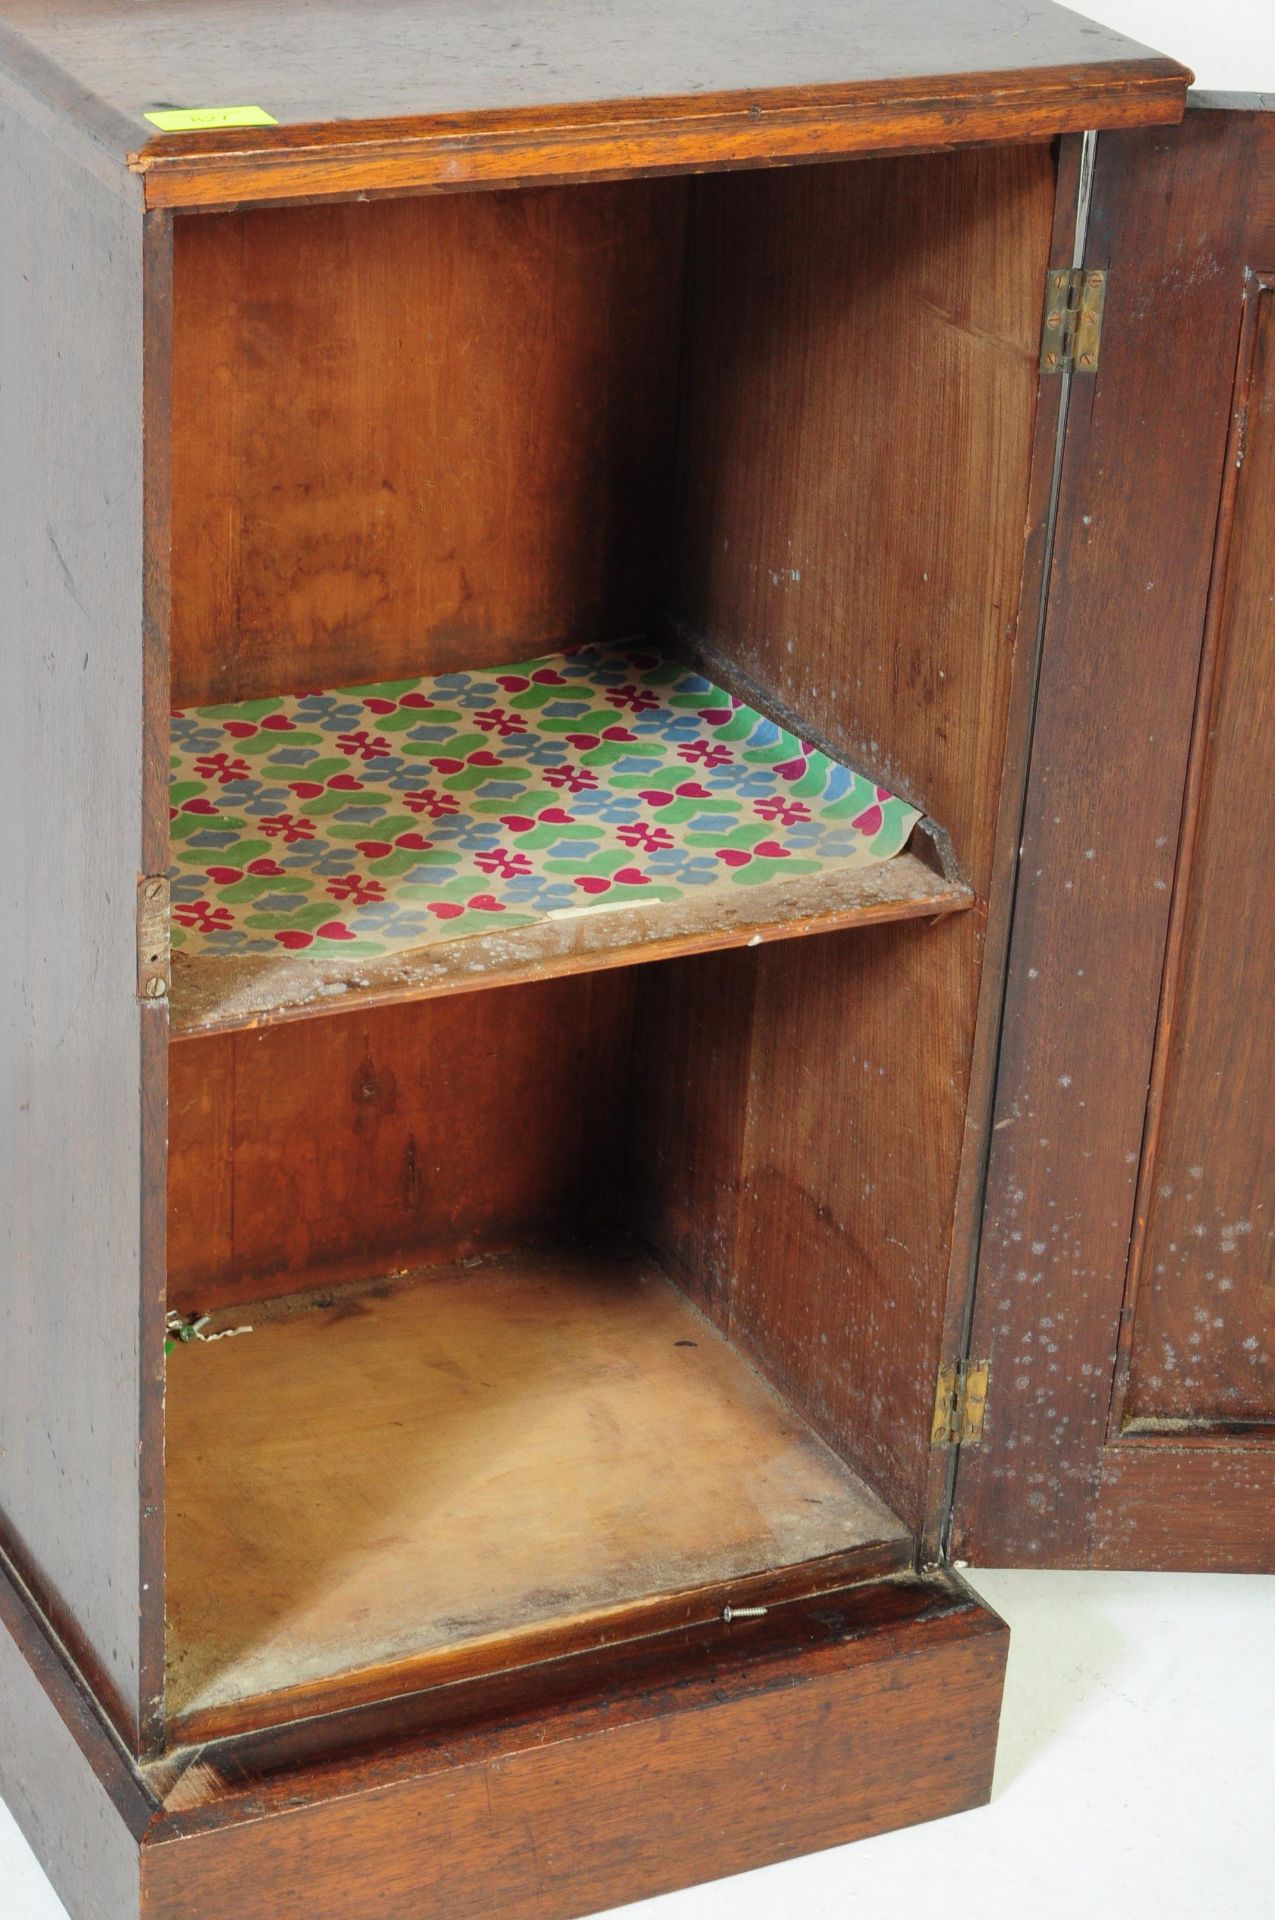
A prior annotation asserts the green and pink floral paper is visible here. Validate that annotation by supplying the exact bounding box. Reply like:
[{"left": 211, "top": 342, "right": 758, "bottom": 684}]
[{"left": 169, "top": 643, "right": 920, "bottom": 958}]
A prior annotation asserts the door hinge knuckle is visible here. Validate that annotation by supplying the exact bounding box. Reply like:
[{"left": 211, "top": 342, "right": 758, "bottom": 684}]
[
  {"left": 137, "top": 874, "right": 171, "bottom": 1002},
  {"left": 1040, "top": 267, "right": 1106, "bottom": 374},
  {"left": 931, "top": 1358, "right": 990, "bottom": 1449}
]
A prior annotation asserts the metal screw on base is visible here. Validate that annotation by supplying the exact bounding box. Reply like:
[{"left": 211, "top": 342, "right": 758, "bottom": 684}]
[{"left": 722, "top": 1605, "right": 769, "bottom": 1624}]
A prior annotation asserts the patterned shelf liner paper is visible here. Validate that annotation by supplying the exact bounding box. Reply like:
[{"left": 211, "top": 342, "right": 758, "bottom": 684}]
[{"left": 169, "top": 643, "right": 922, "bottom": 959}]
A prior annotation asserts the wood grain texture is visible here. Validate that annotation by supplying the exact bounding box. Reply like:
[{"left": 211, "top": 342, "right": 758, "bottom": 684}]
[
  {"left": 0, "top": 2, "right": 1187, "bottom": 208},
  {"left": 143, "top": 1576, "right": 1006, "bottom": 1920},
  {"left": 2, "top": 1553, "right": 1007, "bottom": 1920},
  {"left": 1094, "top": 1445, "right": 1275, "bottom": 1572},
  {"left": 0, "top": 88, "right": 152, "bottom": 1744},
  {"left": 170, "top": 848, "right": 970, "bottom": 1040},
  {"left": 166, "top": 1536, "right": 916, "bottom": 1752},
  {"left": 170, "top": 187, "right": 688, "bottom": 706},
  {"left": 955, "top": 103, "right": 1275, "bottom": 1567},
  {"left": 165, "top": 1247, "right": 910, "bottom": 1737},
  {"left": 0, "top": 1565, "right": 150, "bottom": 1920},
  {"left": 167, "top": 974, "right": 636, "bottom": 1312},
  {"left": 644, "top": 146, "right": 1057, "bottom": 1537},
  {"left": 1121, "top": 278, "right": 1275, "bottom": 1429},
  {"left": 677, "top": 145, "right": 1053, "bottom": 862},
  {"left": 633, "top": 920, "right": 975, "bottom": 1538},
  {"left": 155, "top": 1564, "right": 968, "bottom": 1809},
  {"left": 130, "top": 70, "right": 1188, "bottom": 213},
  {"left": 915, "top": 129, "right": 1089, "bottom": 1553}
]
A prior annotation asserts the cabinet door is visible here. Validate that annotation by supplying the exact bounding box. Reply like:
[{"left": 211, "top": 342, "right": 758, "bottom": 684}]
[{"left": 953, "top": 99, "right": 1274, "bottom": 1571}]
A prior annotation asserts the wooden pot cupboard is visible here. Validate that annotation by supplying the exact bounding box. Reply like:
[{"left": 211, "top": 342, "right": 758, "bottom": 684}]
[{"left": 0, "top": 2, "right": 1269, "bottom": 1916}]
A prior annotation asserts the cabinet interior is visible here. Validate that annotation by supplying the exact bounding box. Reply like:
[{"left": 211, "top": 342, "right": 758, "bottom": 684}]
[{"left": 162, "top": 141, "right": 1056, "bottom": 1739}]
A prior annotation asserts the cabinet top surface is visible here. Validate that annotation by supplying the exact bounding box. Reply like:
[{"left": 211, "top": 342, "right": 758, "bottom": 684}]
[{"left": 0, "top": 0, "right": 1189, "bottom": 205}]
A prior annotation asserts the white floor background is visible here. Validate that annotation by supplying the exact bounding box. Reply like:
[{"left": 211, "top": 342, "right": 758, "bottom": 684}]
[
  {"left": 2, "top": 1570, "right": 1272, "bottom": 1920},
  {"left": 603, "top": 1571, "right": 1275, "bottom": 1920}
]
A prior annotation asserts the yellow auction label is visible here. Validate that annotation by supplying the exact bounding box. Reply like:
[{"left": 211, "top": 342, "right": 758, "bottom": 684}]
[{"left": 144, "top": 106, "right": 280, "bottom": 131}]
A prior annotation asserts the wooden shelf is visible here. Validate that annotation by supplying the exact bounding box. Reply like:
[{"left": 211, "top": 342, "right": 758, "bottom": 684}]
[
  {"left": 168, "top": 641, "right": 972, "bottom": 1035},
  {"left": 171, "top": 849, "right": 967, "bottom": 1035},
  {"left": 165, "top": 1244, "right": 913, "bottom": 1741}
]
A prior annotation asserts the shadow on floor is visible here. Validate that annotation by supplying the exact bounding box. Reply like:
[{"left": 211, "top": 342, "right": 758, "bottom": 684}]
[{"left": 964, "top": 1569, "right": 1131, "bottom": 1796}]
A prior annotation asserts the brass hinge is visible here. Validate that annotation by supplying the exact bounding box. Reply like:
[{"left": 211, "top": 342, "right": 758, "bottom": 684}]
[
  {"left": 137, "top": 874, "right": 171, "bottom": 1002},
  {"left": 1040, "top": 267, "right": 1107, "bottom": 374},
  {"left": 930, "top": 1358, "right": 990, "bottom": 1449}
]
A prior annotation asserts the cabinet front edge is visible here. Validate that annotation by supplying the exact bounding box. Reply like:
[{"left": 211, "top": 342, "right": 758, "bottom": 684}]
[{"left": 130, "top": 60, "right": 1190, "bottom": 210}]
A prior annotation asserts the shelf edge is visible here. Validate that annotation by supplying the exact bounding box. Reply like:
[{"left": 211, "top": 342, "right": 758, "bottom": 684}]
[{"left": 170, "top": 848, "right": 972, "bottom": 1039}]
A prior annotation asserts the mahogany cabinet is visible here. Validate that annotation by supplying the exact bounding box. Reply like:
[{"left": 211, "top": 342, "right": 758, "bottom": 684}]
[{"left": 0, "top": 5, "right": 1265, "bottom": 1919}]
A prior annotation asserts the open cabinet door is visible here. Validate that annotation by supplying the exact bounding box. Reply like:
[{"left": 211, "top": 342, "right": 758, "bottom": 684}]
[{"left": 954, "top": 97, "right": 1275, "bottom": 1572}]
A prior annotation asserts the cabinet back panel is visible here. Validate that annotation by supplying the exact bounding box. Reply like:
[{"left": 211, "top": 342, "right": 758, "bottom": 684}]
[
  {"left": 170, "top": 183, "right": 689, "bottom": 707},
  {"left": 168, "top": 974, "right": 636, "bottom": 1313}
]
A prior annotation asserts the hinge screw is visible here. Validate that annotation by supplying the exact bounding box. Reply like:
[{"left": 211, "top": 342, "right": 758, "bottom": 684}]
[{"left": 143, "top": 976, "right": 166, "bottom": 999}]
